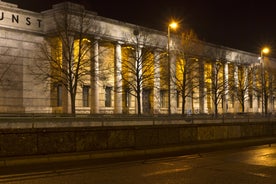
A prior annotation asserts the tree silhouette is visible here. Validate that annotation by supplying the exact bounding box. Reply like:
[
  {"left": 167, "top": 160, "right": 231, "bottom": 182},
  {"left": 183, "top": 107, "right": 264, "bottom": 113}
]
[
  {"left": 33, "top": 4, "right": 107, "bottom": 114},
  {"left": 172, "top": 30, "right": 201, "bottom": 115},
  {"left": 119, "top": 29, "right": 164, "bottom": 115}
]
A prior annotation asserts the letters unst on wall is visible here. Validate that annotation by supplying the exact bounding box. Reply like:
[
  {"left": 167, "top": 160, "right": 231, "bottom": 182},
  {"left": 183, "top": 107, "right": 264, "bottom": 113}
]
[{"left": 0, "top": 11, "right": 42, "bottom": 30}]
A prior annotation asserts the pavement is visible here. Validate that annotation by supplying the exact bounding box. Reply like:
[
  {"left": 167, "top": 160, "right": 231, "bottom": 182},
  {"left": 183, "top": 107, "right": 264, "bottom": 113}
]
[{"left": 1, "top": 136, "right": 276, "bottom": 167}]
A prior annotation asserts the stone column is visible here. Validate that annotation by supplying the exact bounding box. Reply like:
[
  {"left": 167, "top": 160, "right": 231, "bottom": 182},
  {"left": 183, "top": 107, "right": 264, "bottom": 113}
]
[
  {"left": 90, "top": 38, "right": 99, "bottom": 114},
  {"left": 252, "top": 67, "right": 258, "bottom": 112},
  {"left": 114, "top": 41, "right": 123, "bottom": 114},
  {"left": 244, "top": 67, "right": 249, "bottom": 112},
  {"left": 268, "top": 73, "right": 273, "bottom": 113},
  {"left": 187, "top": 59, "right": 193, "bottom": 114},
  {"left": 211, "top": 62, "right": 217, "bottom": 114},
  {"left": 224, "top": 62, "right": 229, "bottom": 113},
  {"left": 136, "top": 46, "right": 143, "bottom": 114},
  {"left": 170, "top": 52, "right": 177, "bottom": 114},
  {"left": 234, "top": 64, "right": 239, "bottom": 113},
  {"left": 199, "top": 60, "right": 206, "bottom": 113},
  {"left": 153, "top": 50, "right": 161, "bottom": 114}
]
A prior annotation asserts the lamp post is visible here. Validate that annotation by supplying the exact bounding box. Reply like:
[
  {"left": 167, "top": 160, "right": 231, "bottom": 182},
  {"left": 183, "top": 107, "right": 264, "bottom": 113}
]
[
  {"left": 167, "top": 21, "right": 178, "bottom": 115},
  {"left": 260, "top": 47, "right": 269, "bottom": 115}
]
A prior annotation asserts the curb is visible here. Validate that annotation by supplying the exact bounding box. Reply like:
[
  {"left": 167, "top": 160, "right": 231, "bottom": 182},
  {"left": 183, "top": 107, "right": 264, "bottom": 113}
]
[{"left": 1, "top": 137, "right": 276, "bottom": 167}]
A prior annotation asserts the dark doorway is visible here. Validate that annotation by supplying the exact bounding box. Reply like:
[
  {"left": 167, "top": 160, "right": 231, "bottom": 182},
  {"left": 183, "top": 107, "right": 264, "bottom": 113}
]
[{"left": 142, "top": 89, "right": 151, "bottom": 114}]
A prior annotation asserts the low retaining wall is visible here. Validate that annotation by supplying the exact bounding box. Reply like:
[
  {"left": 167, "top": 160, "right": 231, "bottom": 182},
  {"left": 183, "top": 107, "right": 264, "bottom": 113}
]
[
  {"left": 1, "top": 115, "right": 276, "bottom": 129},
  {"left": 0, "top": 121, "right": 275, "bottom": 157}
]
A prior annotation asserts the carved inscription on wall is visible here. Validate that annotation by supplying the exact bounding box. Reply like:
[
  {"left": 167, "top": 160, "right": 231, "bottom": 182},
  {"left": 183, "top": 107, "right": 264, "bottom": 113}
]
[{"left": 0, "top": 11, "right": 42, "bottom": 31}]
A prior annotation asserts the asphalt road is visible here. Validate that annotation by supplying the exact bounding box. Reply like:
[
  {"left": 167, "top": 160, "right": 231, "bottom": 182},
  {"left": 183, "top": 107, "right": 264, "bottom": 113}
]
[{"left": 0, "top": 144, "right": 276, "bottom": 184}]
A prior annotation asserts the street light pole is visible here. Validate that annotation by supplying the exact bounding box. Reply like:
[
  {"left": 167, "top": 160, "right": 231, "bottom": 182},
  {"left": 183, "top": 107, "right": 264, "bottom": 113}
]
[
  {"left": 260, "top": 47, "right": 269, "bottom": 115},
  {"left": 167, "top": 21, "right": 177, "bottom": 115},
  {"left": 167, "top": 26, "right": 171, "bottom": 115}
]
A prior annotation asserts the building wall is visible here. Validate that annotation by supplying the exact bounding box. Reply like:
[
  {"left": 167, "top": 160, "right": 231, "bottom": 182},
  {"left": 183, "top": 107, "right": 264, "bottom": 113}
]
[
  {"left": 0, "top": 1, "right": 276, "bottom": 115},
  {"left": 0, "top": 1, "right": 52, "bottom": 113},
  {"left": 0, "top": 29, "right": 24, "bottom": 113}
]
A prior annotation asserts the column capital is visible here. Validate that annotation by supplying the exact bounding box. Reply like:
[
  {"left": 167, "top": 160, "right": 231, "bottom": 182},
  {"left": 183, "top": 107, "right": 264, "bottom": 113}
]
[
  {"left": 94, "top": 36, "right": 101, "bottom": 41},
  {"left": 116, "top": 40, "right": 124, "bottom": 45}
]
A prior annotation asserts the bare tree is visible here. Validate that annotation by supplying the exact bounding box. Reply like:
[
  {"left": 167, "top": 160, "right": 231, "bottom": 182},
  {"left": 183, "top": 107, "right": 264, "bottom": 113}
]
[
  {"left": 32, "top": 4, "right": 106, "bottom": 114},
  {"left": 204, "top": 47, "right": 229, "bottom": 116},
  {"left": 0, "top": 48, "right": 21, "bottom": 89},
  {"left": 228, "top": 64, "right": 254, "bottom": 113},
  {"left": 119, "top": 29, "right": 164, "bottom": 115},
  {"left": 0, "top": 49, "right": 13, "bottom": 86},
  {"left": 0, "top": 48, "right": 22, "bottom": 113},
  {"left": 268, "top": 70, "right": 276, "bottom": 114},
  {"left": 252, "top": 58, "right": 276, "bottom": 115},
  {"left": 172, "top": 30, "right": 201, "bottom": 115},
  {"left": 262, "top": 60, "right": 276, "bottom": 115}
]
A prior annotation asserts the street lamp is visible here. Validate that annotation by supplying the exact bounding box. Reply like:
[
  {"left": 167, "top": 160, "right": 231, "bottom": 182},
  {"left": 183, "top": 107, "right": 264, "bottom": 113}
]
[
  {"left": 167, "top": 21, "right": 178, "bottom": 115},
  {"left": 260, "top": 47, "right": 270, "bottom": 115}
]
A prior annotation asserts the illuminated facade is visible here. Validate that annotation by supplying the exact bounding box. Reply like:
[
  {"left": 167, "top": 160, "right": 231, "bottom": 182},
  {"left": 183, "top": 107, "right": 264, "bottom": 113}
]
[{"left": 1, "top": 1, "right": 276, "bottom": 115}]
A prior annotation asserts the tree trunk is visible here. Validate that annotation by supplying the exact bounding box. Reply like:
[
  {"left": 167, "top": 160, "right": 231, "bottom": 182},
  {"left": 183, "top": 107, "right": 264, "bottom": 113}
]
[
  {"left": 70, "top": 92, "right": 76, "bottom": 115},
  {"left": 182, "top": 93, "right": 186, "bottom": 115},
  {"left": 265, "top": 96, "right": 268, "bottom": 115},
  {"left": 137, "top": 92, "right": 141, "bottom": 115}
]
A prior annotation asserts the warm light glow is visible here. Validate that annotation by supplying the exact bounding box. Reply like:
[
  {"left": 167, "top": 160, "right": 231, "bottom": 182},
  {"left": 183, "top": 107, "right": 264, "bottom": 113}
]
[
  {"left": 169, "top": 21, "right": 178, "bottom": 29},
  {"left": 262, "top": 47, "right": 270, "bottom": 54}
]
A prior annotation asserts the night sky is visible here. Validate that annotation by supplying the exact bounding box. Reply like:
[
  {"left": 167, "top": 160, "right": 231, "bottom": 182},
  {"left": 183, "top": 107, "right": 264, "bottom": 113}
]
[{"left": 4, "top": 0, "right": 276, "bottom": 57}]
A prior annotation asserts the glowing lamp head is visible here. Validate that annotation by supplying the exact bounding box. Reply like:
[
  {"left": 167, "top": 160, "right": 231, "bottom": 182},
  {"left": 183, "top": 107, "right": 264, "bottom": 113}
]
[
  {"left": 262, "top": 47, "right": 270, "bottom": 54},
  {"left": 169, "top": 22, "right": 178, "bottom": 29}
]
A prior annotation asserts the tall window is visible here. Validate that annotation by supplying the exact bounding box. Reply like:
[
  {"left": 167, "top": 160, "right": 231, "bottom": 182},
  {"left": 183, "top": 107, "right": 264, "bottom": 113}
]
[
  {"left": 257, "top": 95, "right": 261, "bottom": 108},
  {"left": 176, "top": 90, "right": 180, "bottom": 108},
  {"left": 105, "top": 86, "right": 112, "bottom": 107},
  {"left": 160, "top": 90, "right": 168, "bottom": 108},
  {"left": 249, "top": 94, "right": 253, "bottom": 108},
  {"left": 57, "top": 84, "right": 62, "bottom": 107},
  {"left": 83, "top": 86, "right": 90, "bottom": 107},
  {"left": 125, "top": 88, "right": 131, "bottom": 107},
  {"left": 273, "top": 97, "right": 276, "bottom": 110},
  {"left": 231, "top": 95, "right": 235, "bottom": 108}
]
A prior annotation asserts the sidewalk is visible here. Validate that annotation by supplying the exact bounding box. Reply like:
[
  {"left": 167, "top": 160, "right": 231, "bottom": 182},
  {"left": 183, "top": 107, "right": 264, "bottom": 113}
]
[{"left": 1, "top": 136, "right": 276, "bottom": 167}]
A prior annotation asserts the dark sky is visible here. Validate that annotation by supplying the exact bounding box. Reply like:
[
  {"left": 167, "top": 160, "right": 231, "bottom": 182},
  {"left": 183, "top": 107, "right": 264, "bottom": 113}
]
[{"left": 4, "top": 0, "right": 276, "bottom": 56}]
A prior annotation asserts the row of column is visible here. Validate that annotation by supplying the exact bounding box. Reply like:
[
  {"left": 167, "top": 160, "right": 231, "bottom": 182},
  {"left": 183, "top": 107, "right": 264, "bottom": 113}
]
[
  {"left": 89, "top": 40, "right": 170, "bottom": 114},
  {"left": 90, "top": 40, "right": 124, "bottom": 114},
  {"left": 211, "top": 62, "right": 274, "bottom": 114},
  {"left": 87, "top": 39, "right": 274, "bottom": 114}
]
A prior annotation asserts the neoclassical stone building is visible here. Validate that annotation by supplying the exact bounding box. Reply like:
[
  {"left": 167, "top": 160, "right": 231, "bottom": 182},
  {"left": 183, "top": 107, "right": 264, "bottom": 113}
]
[{"left": 0, "top": 1, "right": 275, "bottom": 115}]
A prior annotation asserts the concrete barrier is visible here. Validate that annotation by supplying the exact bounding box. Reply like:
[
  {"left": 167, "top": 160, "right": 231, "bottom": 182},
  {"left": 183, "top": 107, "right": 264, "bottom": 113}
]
[{"left": 0, "top": 119, "right": 275, "bottom": 157}]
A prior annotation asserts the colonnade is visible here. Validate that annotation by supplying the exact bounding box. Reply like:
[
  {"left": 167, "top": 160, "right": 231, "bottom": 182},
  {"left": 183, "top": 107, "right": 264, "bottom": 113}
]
[{"left": 59, "top": 38, "right": 275, "bottom": 115}]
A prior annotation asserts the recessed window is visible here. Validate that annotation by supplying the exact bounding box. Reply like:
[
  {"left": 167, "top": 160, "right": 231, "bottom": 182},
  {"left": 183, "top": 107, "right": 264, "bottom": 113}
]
[
  {"left": 249, "top": 94, "right": 253, "bottom": 108},
  {"left": 125, "top": 88, "right": 131, "bottom": 107},
  {"left": 160, "top": 90, "right": 168, "bottom": 108},
  {"left": 176, "top": 90, "right": 180, "bottom": 108},
  {"left": 83, "top": 86, "right": 90, "bottom": 107},
  {"left": 105, "top": 86, "right": 112, "bottom": 107},
  {"left": 57, "top": 84, "right": 62, "bottom": 107}
]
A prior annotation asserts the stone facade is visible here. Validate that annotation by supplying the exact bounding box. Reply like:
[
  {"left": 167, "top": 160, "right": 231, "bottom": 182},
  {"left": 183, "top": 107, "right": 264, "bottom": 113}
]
[{"left": 0, "top": 1, "right": 276, "bottom": 115}]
